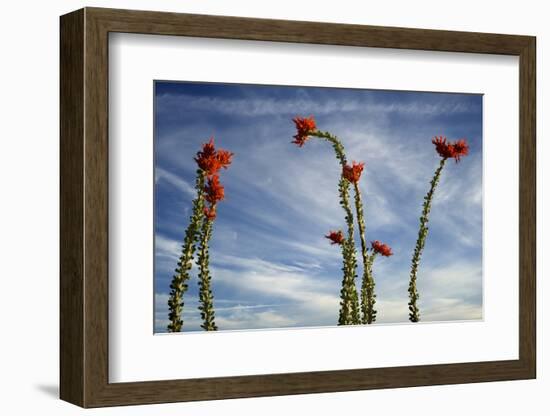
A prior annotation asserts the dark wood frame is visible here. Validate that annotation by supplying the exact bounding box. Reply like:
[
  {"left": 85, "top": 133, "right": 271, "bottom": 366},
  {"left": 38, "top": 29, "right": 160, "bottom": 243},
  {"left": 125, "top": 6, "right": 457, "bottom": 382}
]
[{"left": 60, "top": 7, "right": 536, "bottom": 408}]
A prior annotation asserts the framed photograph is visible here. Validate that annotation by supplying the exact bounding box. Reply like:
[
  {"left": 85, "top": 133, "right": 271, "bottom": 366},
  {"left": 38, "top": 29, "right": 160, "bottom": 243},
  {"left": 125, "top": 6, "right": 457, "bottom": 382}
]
[{"left": 60, "top": 7, "right": 536, "bottom": 408}]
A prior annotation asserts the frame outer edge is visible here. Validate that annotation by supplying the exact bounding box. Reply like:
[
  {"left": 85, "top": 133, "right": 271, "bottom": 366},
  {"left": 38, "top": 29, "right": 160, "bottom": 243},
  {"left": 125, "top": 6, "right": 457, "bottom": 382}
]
[
  {"left": 84, "top": 6, "right": 532, "bottom": 54},
  {"left": 83, "top": 6, "right": 111, "bottom": 408},
  {"left": 519, "top": 37, "right": 536, "bottom": 378},
  {"left": 60, "top": 8, "right": 86, "bottom": 407}
]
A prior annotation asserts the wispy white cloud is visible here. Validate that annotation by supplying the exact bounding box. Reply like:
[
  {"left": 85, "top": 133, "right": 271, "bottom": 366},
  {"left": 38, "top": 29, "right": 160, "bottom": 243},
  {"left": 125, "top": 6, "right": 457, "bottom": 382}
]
[
  {"left": 155, "top": 241, "right": 342, "bottom": 331},
  {"left": 212, "top": 260, "right": 337, "bottom": 304},
  {"left": 216, "top": 303, "right": 286, "bottom": 312},
  {"left": 419, "top": 261, "right": 482, "bottom": 304},
  {"left": 155, "top": 234, "right": 180, "bottom": 261},
  {"left": 156, "top": 167, "right": 195, "bottom": 197},
  {"left": 156, "top": 291, "right": 302, "bottom": 331},
  {"left": 373, "top": 259, "right": 482, "bottom": 323},
  {"left": 422, "top": 300, "right": 482, "bottom": 321},
  {"left": 157, "top": 93, "right": 478, "bottom": 118},
  {"left": 216, "top": 310, "right": 296, "bottom": 330}
]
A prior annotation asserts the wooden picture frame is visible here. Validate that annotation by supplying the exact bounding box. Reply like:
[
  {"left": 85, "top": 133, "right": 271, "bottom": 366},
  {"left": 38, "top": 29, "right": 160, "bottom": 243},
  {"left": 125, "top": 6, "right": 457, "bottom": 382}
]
[{"left": 60, "top": 7, "right": 536, "bottom": 408}]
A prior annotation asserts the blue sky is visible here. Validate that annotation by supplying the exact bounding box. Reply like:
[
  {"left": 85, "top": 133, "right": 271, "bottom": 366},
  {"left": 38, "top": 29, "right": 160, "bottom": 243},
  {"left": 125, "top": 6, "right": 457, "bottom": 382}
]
[{"left": 154, "top": 81, "right": 483, "bottom": 333}]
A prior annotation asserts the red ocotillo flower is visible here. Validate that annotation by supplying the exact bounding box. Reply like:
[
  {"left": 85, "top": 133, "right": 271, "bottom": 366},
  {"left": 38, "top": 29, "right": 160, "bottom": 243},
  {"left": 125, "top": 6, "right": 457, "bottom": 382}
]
[
  {"left": 342, "top": 161, "right": 365, "bottom": 183},
  {"left": 216, "top": 148, "right": 234, "bottom": 169},
  {"left": 432, "top": 136, "right": 469, "bottom": 162},
  {"left": 204, "top": 175, "right": 225, "bottom": 204},
  {"left": 195, "top": 138, "right": 217, "bottom": 173},
  {"left": 195, "top": 138, "right": 234, "bottom": 176},
  {"left": 325, "top": 230, "right": 345, "bottom": 245},
  {"left": 371, "top": 240, "right": 393, "bottom": 257},
  {"left": 292, "top": 116, "right": 317, "bottom": 147},
  {"left": 432, "top": 136, "right": 455, "bottom": 159},
  {"left": 451, "top": 139, "right": 469, "bottom": 162},
  {"left": 203, "top": 206, "right": 217, "bottom": 221}
]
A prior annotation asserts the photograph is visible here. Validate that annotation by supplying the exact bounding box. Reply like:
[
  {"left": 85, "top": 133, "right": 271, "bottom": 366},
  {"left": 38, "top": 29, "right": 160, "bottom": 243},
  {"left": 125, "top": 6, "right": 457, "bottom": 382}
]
[{"left": 153, "top": 81, "right": 483, "bottom": 333}]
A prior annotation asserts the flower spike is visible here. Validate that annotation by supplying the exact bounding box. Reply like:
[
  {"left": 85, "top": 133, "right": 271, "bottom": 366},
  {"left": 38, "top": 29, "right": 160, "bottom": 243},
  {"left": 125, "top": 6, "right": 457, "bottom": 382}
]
[
  {"left": 343, "top": 161, "right": 365, "bottom": 184},
  {"left": 432, "top": 136, "right": 469, "bottom": 163},
  {"left": 325, "top": 230, "right": 345, "bottom": 245},
  {"left": 195, "top": 137, "right": 234, "bottom": 176},
  {"left": 371, "top": 240, "right": 393, "bottom": 257},
  {"left": 292, "top": 116, "right": 317, "bottom": 147}
]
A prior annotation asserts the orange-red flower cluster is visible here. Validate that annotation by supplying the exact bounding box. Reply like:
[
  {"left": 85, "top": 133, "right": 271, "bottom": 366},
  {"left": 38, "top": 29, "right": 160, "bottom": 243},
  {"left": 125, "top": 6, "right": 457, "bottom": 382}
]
[
  {"left": 342, "top": 161, "right": 365, "bottom": 183},
  {"left": 203, "top": 174, "right": 224, "bottom": 222},
  {"left": 195, "top": 138, "right": 233, "bottom": 222},
  {"left": 325, "top": 230, "right": 345, "bottom": 245},
  {"left": 371, "top": 240, "right": 393, "bottom": 257},
  {"left": 451, "top": 139, "right": 469, "bottom": 162},
  {"left": 203, "top": 206, "right": 217, "bottom": 221},
  {"left": 292, "top": 116, "right": 317, "bottom": 147},
  {"left": 432, "top": 136, "right": 469, "bottom": 162},
  {"left": 195, "top": 138, "right": 234, "bottom": 176},
  {"left": 204, "top": 175, "right": 225, "bottom": 205}
]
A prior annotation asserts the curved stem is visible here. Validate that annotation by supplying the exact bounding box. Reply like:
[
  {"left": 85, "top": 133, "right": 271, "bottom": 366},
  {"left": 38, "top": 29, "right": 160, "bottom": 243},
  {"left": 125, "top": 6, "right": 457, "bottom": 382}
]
[
  {"left": 197, "top": 210, "right": 218, "bottom": 331},
  {"left": 312, "top": 130, "right": 360, "bottom": 325},
  {"left": 167, "top": 171, "right": 205, "bottom": 332},
  {"left": 408, "top": 158, "right": 447, "bottom": 322}
]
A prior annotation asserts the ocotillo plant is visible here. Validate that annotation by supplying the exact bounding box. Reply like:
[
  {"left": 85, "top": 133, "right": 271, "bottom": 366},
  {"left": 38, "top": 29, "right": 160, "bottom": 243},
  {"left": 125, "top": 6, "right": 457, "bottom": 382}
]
[
  {"left": 408, "top": 136, "right": 469, "bottom": 322},
  {"left": 292, "top": 116, "right": 360, "bottom": 325},
  {"left": 342, "top": 161, "right": 394, "bottom": 324},
  {"left": 167, "top": 138, "right": 233, "bottom": 332},
  {"left": 342, "top": 160, "right": 377, "bottom": 323}
]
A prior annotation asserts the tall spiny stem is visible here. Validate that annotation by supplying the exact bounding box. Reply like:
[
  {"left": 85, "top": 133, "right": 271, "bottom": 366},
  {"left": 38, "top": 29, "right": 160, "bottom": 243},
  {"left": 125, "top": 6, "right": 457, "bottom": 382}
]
[
  {"left": 197, "top": 212, "right": 218, "bottom": 331},
  {"left": 167, "top": 171, "right": 205, "bottom": 332},
  {"left": 408, "top": 158, "right": 446, "bottom": 322},
  {"left": 313, "top": 130, "right": 360, "bottom": 325},
  {"left": 361, "top": 253, "right": 377, "bottom": 324},
  {"left": 353, "top": 182, "right": 376, "bottom": 324}
]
